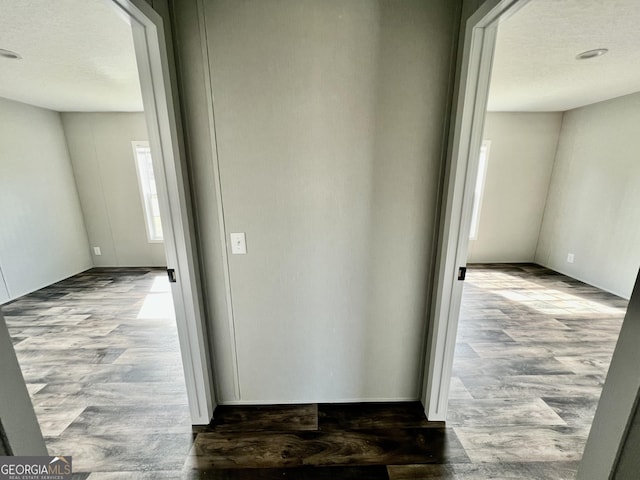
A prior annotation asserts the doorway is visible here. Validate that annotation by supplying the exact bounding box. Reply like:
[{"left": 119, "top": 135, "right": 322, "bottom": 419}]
[
  {"left": 0, "top": 0, "right": 212, "bottom": 433},
  {"left": 424, "top": 0, "right": 639, "bottom": 425},
  {"left": 2, "top": 268, "right": 193, "bottom": 473}
]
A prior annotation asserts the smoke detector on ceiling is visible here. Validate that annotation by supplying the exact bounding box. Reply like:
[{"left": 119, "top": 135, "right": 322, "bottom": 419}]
[
  {"left": 575, "top": 48, "right": 609, "bottom": 60},
  {"left": 0, "top": 48, "right": 22, "bottom": 60}
]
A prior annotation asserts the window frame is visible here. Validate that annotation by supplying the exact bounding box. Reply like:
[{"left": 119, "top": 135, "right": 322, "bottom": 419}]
[
  {"left": 469, "top": 139, "right": 491, "bottom": 240},
  {"left": 132, "top": 140, "right": 164, "bottom": 243}
]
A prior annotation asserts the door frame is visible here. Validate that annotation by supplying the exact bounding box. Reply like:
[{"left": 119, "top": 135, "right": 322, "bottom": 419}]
[
  {"left": 421, "top": 0, "right": 531, "bottom": 421},
  {"left": 110, "top": 0, "right": 216, "bottom": 424},
  {"left": 0, "top": 311, "right": 48, "bottom": 455}
]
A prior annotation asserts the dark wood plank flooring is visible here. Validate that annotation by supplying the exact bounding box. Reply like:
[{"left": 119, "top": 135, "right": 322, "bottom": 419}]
[
  {"left": 1, "top": 264, "right": 628, "bottom": 479},
  {"left": 186, "top": 402, "right": 465, "bottom": 478}
]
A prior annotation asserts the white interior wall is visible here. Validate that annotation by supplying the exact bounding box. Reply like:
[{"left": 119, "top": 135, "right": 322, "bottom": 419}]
[
  {"left": 536, "top": 92, "right": 640, "bottom": 299},
  {"left": 180, "top": 0, "right": 459, "bottom": 403},
  {"left": 0, "top": 97, "right": 92, "bottom": 303},
  {"left": 468, "top": 112, "right": 562, "bottom": 263},
  {"left": 62, "top": 112, "right": 166, "bottom": 268}
]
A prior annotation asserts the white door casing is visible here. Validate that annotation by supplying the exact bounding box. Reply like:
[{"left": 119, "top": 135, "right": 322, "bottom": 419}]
[
  {"left": 109, "top": 0, "right": 216, "bottom": 424},
  {"left": 105, "top": 0, "right": 537, "bottom": 422},
  {"left": 421, "top": 0, "right": 531, "bottom": 421}
]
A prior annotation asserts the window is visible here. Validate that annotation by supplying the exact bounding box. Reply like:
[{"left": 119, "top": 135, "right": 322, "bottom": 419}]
[
  {"left": 132, "top": 141, "right": 163, "bottom": 242},
  {"left": 469, "top": 140, "right": 490, "bottom": 240}
]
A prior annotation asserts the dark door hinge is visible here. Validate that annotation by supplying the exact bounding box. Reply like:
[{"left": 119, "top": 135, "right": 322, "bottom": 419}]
[
  {"left": 167, "top": 268, "right": 177, "bottom": 283},
  {"left": 458, "top": 266, "right": 467, "bottom": 281}
]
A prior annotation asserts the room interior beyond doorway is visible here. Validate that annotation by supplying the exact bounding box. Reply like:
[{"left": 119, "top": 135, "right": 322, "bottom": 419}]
[{"left": 449, "top": 263, "right": 627, "bottom": 470}]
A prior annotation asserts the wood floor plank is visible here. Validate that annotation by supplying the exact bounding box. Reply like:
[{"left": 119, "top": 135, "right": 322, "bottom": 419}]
[
  {"left": 3, "top": 263, "right": 628, "bottom": 478},
  {"left": 318, "top": 402, "right": 437, "bottom": 431},
  {"left": 190, "top": 428, "right": 469, "bottom": 469},
  {"left": 388, "top": 461, "right": 580, "bottom": 480},
  {"left": 182, "top": 465, "right": 389, "bottom": 479},
  {"left": 209, "top": 404, "right": 318, "bottom": 432}
]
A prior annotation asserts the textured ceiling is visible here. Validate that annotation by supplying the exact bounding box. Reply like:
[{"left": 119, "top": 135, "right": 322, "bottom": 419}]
[
  {"left": 2, "top": 0, "right": 638, "bottom": 113},
  {"left": 488, "top": 0, "right": 640, "bottom": 112},
  {"left": 0, "top": 0, "right": 142, "bottom": 112}
]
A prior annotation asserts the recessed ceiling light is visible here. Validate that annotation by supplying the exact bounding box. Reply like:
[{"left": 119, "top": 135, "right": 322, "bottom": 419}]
[
  {"left": 576, "top": 48, "right": 608, "bottom": 60},
  {"left": 0, "top": 48, "right": 22, "bottom": 60}
]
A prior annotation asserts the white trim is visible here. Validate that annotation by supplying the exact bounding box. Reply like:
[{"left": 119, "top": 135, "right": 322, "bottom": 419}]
[
  {"left": 0, "top": 311, "right": 47, "bottom": 455},
  {"left": 578, "top": 271, "right": 640, "bottom": 479},
  {"left": 196, "top": 0, "right": 242, "bottom": 400},
  {"left": 421, "top": 0, "right": 531, "bottom": 421},
  {"left": 109, "top": 0, "right": 216, "bottom": 424}
]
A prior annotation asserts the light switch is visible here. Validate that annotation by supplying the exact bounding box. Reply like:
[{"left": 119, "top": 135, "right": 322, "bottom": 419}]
[
  {"left": 230, "top": 233, "right": 247, "bottom": 255},
  {"left": 93, "top": 247, "right": 102, "bottom": 256}
]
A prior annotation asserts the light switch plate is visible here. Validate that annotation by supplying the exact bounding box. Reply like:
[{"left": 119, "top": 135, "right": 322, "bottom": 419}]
[{"left": 230, "top": 233, "right": 247, "bottom": 255}]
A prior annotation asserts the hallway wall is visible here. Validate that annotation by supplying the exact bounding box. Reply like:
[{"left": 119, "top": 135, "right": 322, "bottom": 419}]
[{"left": 171, "top": 0, "right": 460, "bottom": 403}]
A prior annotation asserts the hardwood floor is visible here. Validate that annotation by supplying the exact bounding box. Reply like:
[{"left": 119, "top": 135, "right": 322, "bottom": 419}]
[
  {"left": 446, "top": 263, "right": 627, "bottom": 478},
  {"left": 3, "top": 268, "right": 192, "bottom": 478},
  {"left": 186, "top": 403, "right": 465, "bottom": 478},
  {"left": 1, "top": 264, "right": 628, "bottom": 478}
]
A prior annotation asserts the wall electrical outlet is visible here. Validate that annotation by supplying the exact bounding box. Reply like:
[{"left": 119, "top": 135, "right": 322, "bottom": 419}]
[
  {"left": 93, "top": 247, "right": 102, "bottom": 256},
  {"left": 567, "top": 253, "right": 574, "bottom": 263},
  {"left": 230, "top": 233, "right": 247, "bottom": 255}
]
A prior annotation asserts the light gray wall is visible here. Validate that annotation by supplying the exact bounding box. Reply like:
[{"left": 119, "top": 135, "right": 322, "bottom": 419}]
[
  {"left": 0, "top": 97, "right": 91, "bottom": 303},
  {"left": 577, "top": 269, "right": 640, "bottom": 479},
  {"left": 171, "top": 0, "right": 459, "bottom": 403},
  {"left": 0, "top": 310, "right": 47, "bottom": 455},
  {"left": 62, "top": 113, "right": 166, "bottom": 267},
  {"left": 468, "top": 112, "right": 562, "bottom": 263},
  {"left": 535, "top": 93, "right": 640, "bottom": 299}
]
